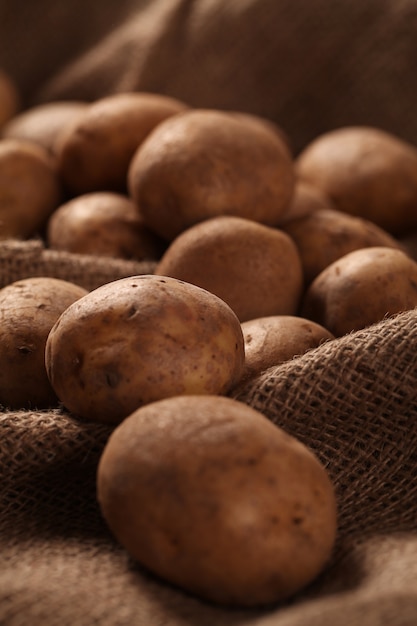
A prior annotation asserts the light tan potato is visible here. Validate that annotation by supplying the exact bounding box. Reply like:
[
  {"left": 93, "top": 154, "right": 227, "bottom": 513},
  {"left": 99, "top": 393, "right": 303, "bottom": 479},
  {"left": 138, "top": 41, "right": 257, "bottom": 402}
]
[
  {"left": 97, "top": 395, "right": 337, "bottom": 607},
  {"left": 45, "top": 275, "right": 245, "bottom": 424},
  {"left": 282, "top": 208, "right": 403, "bottom": 286},
  {"left": 1, "top": 100, "right": 88, "bottom": 157},
  {"left": 155, "top": 216, "right": 303, "bottom": 322},
  {"left": 46, "top": 191, "right": 165, "bottom": 261},
  {"left": 0, "top": 277, "right": 87, "bottom": 409},
  {"left": 301, "top": 246, "right": 417, "bottom": 337},
  {"left": 241, "top": 315, "right": 334, "bottom": 381},
  {"left": 0, "top": 138, "right": 62, "bottom": 239},
  {"left": 128, "top": 108, "right": 295, "bottom": 241},
  {"left": 278, "top": 181, "right": 334, "bottom": 225},
  {"left": 56, "top": 92, "right": 188, "bottom": 194},
  {"left": 296, "top": 126, "right": 417, "bottom": 236},
  {"left": 0, "top": 68, "right": 19, "bottom": 129}
]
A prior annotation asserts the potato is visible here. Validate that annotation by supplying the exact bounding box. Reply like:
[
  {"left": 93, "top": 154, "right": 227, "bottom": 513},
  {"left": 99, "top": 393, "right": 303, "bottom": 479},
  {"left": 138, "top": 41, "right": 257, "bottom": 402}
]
[
  {"left": 0, "top": 68, "right": 19, "bottom": 129},
  {"left": 45, "top": 275, "right": 245, "bottom": 424},
  {"left": 46, "top": 191, "right": 165, "bottom": 261},
  {"left": 301, "top": 246, "right": 417, "bottom": 337},
  {"left": 241, "top": 315, "right": 334, "bottom": 382},
  {"left": 128, "top": 108, "right": 295, "bottom": 241},
  {"left": 97, "top": 395, "right": 337, "bottom": 607},
  {"left": 0, "top": 138, "right": 61, "bottom": 239},
  {"left": 282, "top": 208, "right": 403, "bottom": 286},
  {"left": 1, "top": 100, "right": 88, "bottom": 157},
  {"left": 56, "top": 92, "right": 188, "bottom": 194},
  {"left": 155, "top": 215, "right": 303, "bottom": 322},
  {"left": 296, "top": 126, "right": 417, "bottom": 236},
  {"left": 0, "top": 277, "right": 87, "bottom": 409},
  {"left": 278, "top": 181, "right": 334, "bottom": 225}
]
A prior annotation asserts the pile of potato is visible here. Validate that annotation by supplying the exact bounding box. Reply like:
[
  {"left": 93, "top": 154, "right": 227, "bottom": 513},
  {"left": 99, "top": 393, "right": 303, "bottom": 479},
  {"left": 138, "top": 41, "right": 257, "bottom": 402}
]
[{"left": 3, "top": 66, "right": 417, "bottom": 607}]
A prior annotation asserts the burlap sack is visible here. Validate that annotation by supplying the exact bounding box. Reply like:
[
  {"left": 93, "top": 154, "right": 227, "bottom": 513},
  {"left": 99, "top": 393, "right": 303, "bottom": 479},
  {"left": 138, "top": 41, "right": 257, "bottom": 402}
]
[{"left": 1, "top": 0, "right": 417, "bottom": 624}]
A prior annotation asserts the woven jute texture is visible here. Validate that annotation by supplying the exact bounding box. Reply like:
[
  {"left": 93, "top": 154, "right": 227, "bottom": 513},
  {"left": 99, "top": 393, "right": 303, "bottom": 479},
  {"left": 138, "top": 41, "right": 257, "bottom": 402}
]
[
  {"left": 1, "top": 308, "right": 417, "bottom": 625},
  {"left": 0, "top": 239, "right": 156, "bottom": 291},
  {"left": 3, "top": 0, "right": 417, "bottom": 153}
]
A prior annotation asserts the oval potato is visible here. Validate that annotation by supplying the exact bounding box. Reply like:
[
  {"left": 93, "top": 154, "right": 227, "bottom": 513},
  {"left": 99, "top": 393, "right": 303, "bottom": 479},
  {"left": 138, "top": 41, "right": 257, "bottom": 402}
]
[
  {"left": 46, "top": 191, "right": 165, "bottom": 261},
  {"left": 128, "top": 108, "right": 295, "bottom": 241},
  {"left": 296, "top": 126, "right": 417, "bottom": 236},
  {"left": 241, "top": 315, "right": 334, "bottom": 382},
  {"left": 45, "top": 275, "right": 245, "bottom": 424},
  {"left": 97, "top": 394, "right": 337, "bottom": 607},
  {"left": 0, "top": 138, "right": 61, "bottom": 239},
  {"left": 56, "top": 92, "right": 188, "bottom": 194},
  {"left": 155, "top": 215, "right": 303, "bottom": 322},
  {"left": 0, "top": 277, "right": 87, "bottom": 409},
  {"left": 301, "top": 246, "right": 417, "bottom": 336},
  {"left": 282, "top": 208, "right": 403, "bottom": 285}
]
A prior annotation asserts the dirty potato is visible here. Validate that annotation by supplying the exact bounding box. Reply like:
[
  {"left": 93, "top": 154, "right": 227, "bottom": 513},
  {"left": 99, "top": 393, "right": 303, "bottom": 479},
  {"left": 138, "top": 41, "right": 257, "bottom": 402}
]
[
  {"left": 282, "top": 208, "right": 403, "bottom": 286},
  {"left": 45, "top": 275, "right": 245, "bottom": 424},
  {"left": 97, "top": 395, "right": 337, "bottom": 607},
  {"left": 56, "top": 92, "right": 188, "bottom": 194},
  {"left": 46, "top": 191, "right": 165, "bottom": 261},
  {"left": 0, "top": 138, "right": 61, "bottom": 239},
  {"left": 296, "top": 126, "right": 417, "bottom": 236},
  {"left": 155, "top": 215, "right": 303, "bottom": 322},
  {"left": 0, "top": 277, "right": 87, "bottom": 409},
  {"left": 241, "top": 315, "right": 334, "bottom": 381},
  {"left": 128, "top": 108, "right": 295, "bottom": 241},
  {"left": 301, "top": 246, "right": 417, "bottom": 336}
]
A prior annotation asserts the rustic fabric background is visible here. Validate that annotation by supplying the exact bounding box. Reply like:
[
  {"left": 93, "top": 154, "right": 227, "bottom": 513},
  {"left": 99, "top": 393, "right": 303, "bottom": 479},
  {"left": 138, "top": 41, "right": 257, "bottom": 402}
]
[{"left": 1, "top": 1, "right": 417, "bottom": 624}]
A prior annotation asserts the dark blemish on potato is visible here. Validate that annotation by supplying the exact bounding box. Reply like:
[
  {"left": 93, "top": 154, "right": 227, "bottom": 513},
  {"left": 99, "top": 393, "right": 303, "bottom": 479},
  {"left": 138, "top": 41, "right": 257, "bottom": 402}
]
[
  {"left": 105, "top": 370, "right": 120, "bottom": 388},
  {"left": 17, "top": 345, "right": 34, "bottom": 355},
  {"left": 127, "top": 305, "right": 137, "bottom": 318},
  {"left": 245, "top": 334, "right": 253, "bottom": 344},
  {"left": 292, "top": 516, "right": 304, "bottom": 525},
  {"left": 37, "top": 303, "right": 46, "bottom": 310}
]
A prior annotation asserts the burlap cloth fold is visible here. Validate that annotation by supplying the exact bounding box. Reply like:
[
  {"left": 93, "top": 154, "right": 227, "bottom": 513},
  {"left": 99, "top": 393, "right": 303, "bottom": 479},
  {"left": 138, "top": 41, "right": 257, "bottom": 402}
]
[
  {"left": 1, "top": 304, "right": 417, "bottom": 626},
  {"left": 2, "top": 0, "right": 417, "bottom": 623}
]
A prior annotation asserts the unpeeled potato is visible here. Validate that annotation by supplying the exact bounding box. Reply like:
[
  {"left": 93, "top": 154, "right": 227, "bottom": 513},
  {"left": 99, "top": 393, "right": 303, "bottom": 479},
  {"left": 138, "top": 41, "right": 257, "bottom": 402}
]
[
  {"left": 0, "top": 138, "right": 61, "bottom": 239},
  {"left": 56, "top": 92, "right": 188, "bottom": 194},
  {"left": 1, "top": 100, "right": 88, "bottom": 157},
  {"left": 155, "top": 215, "right": 303, "bottom": 322},
  {"left": 0, "top": 69, "right": 19, "bottom": 129},
  {"left": 278, "top": 181, "right": 334, "bottom": 225},
  {"left": 97, "top": 395, "right": 337, "bottom": 607},
  {"left": 46, "top": 191, "right": 165, "bottom": 261},
  {"left": 128, "top": 108, "right": 295, "bottom": 241},
  {"left": 45, "top": 274, "right": 245, "bottom": 424},
  {"left": 241, "top": 315, "right": 334, "bottom": 382},
  {"left": 282, "top": 208, "right": 403, "bottom": 286},
  {"left": 0, "top": 277, "right": 87, "bottom": 409},
  {"left": 301, "top": 246, "right": 417, "bottom": 337},
  {"left": 296, "top": 126, "right": 417, "bottom": 236}
]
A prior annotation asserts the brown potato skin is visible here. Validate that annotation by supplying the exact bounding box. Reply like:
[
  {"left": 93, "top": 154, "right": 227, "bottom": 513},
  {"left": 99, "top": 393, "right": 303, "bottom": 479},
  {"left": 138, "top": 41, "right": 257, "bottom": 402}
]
[
  {"left": 301, "top": 246, "right": 417, "bottom": 337},
  {"left": 155, "top": 216, "right": 303, "bottom": 322},
  {"left": 56, "top": 92, "right": 188, "bottom": 194},
  {"left": 0, "top": 277, "right": 87, "bottom": 409},
  {"left": 296, "top": 126, "right": 417, "bottom": 237},
  {"left": 0, "top": 69, "right": 19, "bottom": 129},
  {"left": 241, "top": 315, "right": 334, "bottom": 382},
  {"left": 278, "top": 181, "right": 334, "bottom": 225},
  {"left": 97, "top": 395, "right": 337, "bottom": 607},
  {"left": 282, "top": 208, "right": 403, "bottom": 286},
  {"left": 46, "top": 191, "right": 165, "bottom": 261},
  {"left": 0, "top": 139, "right": 61, "bottom": 239},
  {"left": 1, "top": 100, "right": 88, "bottom": 157},
  {"left": 45, "top": 275, "right": 245, "bottom": 424},
  {"left": 128, "top": 109, "right": 295, "bottom": 241}
]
